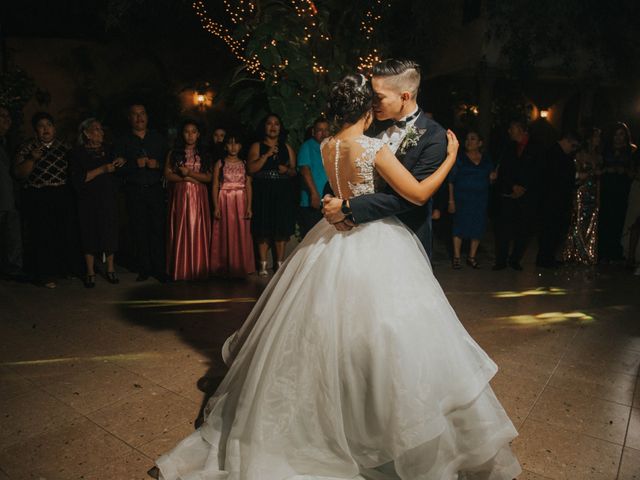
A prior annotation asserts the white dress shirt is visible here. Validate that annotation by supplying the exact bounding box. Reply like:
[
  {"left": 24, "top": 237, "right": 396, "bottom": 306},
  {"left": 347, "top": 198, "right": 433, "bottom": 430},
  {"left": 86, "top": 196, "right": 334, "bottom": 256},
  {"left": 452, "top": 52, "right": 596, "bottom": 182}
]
[{"left": 377, "top": 107, "right": 420, "bottom": 154}]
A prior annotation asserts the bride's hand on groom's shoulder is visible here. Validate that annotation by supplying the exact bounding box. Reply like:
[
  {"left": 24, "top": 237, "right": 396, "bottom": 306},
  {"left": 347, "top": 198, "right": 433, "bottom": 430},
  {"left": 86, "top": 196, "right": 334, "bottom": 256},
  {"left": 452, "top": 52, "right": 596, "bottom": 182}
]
[{"left": 446, "top": 130, "right": 459, "bottom": 157}]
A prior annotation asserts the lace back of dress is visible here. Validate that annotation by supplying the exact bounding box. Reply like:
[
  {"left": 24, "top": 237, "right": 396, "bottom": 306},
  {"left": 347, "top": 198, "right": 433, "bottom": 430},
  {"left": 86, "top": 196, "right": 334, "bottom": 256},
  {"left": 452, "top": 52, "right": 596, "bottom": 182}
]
[{"left": 321, "top": 135, "right": 382, "bottom": 200}]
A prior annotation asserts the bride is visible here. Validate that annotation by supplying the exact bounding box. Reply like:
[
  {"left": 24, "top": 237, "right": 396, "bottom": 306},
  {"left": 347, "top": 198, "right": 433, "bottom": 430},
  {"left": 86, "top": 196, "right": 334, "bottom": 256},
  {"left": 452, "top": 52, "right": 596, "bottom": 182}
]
[{"left": 154, "top": 74, "right": 521, "bottom": 480}]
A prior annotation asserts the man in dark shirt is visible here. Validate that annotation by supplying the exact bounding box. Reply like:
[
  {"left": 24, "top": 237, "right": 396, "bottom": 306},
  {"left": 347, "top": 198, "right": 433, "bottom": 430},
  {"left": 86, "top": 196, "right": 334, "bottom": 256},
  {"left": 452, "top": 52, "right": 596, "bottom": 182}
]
[
  {"left": 0, "top": 106, "right": 24, "bottom": 279},
  {"left": 493, "top": 118, "right": 541, "bottom": 271},
  {"left": 535, "top": 131, "right": 580, "bottom": 268},
  {"left": 116, "top": 103, "right": 168, "bottom": 281}
]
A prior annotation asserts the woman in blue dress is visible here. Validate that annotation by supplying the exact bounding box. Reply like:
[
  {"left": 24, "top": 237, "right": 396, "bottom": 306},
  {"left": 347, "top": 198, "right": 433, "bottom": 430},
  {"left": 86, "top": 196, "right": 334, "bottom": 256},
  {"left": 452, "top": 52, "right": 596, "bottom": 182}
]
[{"left": 447, "top": 130, "right": 496, "bottom": 269}]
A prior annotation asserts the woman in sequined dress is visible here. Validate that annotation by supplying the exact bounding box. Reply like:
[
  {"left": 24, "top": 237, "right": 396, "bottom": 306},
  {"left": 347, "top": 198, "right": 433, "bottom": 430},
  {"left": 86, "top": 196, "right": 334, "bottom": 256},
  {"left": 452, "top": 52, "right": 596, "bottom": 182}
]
[{"left": 563, "top": 127, "right": 602, "bottom": 265}]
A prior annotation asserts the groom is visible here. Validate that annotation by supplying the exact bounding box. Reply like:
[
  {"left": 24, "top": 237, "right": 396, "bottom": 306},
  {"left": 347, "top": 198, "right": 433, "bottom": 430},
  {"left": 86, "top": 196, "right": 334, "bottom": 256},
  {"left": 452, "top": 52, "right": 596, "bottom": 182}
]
[{"left": 322, "top": 59, "right": 448, "bottom": 259}]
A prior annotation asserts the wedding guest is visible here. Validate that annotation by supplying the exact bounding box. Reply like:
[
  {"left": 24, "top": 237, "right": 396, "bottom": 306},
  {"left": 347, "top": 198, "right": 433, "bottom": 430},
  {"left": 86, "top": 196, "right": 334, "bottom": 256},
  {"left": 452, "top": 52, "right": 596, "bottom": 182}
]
[
  {"left": 493, "top": 118, "right": 540, "bottom": 271},
  {"left": 70, "top": 119, "right": 124, "bottom": 288},
  {"left": 116, "top": 103, "right": 168, "bottom": 282},
  {"left": 447, "top": 131, "right": 496, "bottom": 269},
  {"left": 14, "top": 112, "right": 74, "bottom": 288},
  {"left": 211, "top": 126, "right": 226, "bottom": 162},
  {"left": 623, "top": 153, "right": 640, "bottom": 273},
  {"left": 563, "top": 127, "right": 603, "bottom": 265},
  {"left": 536, "top": 131, "right": 581, "bottom": 268},
  {"left": 297, "top": 118, "right": 330, "bottom": 237},
  {"left": 164, "top": 119, "right": 212, "bottom": 281},
  {"left": 599, "top": 122, "right": 634, "bottom": 262},
  {"left": 0, "top": 106, "right": 24, "bottom": 279},
  {"left": 247, "top": 114, "right": 297, "bottom": 276},
  {"left": 211, "top": 132, "right": 255, "bottom": 277}
]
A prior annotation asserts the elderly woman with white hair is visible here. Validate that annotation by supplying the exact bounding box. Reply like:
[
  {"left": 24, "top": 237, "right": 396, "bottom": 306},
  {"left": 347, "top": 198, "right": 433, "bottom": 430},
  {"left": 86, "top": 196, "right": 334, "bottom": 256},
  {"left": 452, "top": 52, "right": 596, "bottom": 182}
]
[{"left": 69, "top": 118, "right": 125, "bottom": 288}]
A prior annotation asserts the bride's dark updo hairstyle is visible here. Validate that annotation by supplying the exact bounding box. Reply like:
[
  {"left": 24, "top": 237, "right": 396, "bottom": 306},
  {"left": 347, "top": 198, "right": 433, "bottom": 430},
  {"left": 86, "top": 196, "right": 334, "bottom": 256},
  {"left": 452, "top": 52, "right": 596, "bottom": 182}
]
[{"left": 327, "top": 74, "right": 373, "bottom": 125}]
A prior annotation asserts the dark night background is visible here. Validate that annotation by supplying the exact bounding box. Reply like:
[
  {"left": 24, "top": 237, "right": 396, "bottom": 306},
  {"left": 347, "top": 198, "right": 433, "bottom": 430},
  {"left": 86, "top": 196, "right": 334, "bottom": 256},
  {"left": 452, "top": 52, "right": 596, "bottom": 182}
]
[{"left": 2, "top": 0, "right": 640, "bottom": 150}]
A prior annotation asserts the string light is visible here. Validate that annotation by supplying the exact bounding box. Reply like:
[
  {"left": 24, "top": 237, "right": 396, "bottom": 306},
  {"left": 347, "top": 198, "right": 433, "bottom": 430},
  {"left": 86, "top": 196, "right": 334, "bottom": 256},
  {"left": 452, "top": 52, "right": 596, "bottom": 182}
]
[
  {"left": 192, "top": 0, "right": 390, "bottom": 81},
  {"left": 357, "top": 49, "right": 382, "bottom": 74}
]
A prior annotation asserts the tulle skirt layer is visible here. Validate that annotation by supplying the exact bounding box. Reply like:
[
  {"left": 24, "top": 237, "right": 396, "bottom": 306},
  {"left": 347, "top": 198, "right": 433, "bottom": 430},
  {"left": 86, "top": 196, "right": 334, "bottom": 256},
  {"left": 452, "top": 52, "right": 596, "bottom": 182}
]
[{"left": 157, "top": 218, "right": 521, "bottom": 479}]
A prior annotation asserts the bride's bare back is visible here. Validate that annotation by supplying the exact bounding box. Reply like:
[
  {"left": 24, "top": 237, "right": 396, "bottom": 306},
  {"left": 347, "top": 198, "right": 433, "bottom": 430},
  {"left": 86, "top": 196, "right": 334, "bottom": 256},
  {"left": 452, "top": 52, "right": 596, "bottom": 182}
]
[
  {"left": 322, "top": 130, "right": 459, "bottom": 207},
  {"left": 321, "top": 135, "right": 385, "bottom": 200}
]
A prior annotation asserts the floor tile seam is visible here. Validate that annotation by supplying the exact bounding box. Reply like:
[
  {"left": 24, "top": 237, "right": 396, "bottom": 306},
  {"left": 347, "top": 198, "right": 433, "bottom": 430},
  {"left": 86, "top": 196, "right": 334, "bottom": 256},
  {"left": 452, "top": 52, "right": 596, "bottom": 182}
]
[
  {"left": 518, "top": 338, "right": 574, "bottom": 428},
  {"left": 75, "top": 409, "right": 144, "bottom": 453},
  {"left": 160, "top": 383, "right": 203, "bottom": 407},
  {"left": 106, "top": 361, "right": 194, "bottom": 393},
  {"left": 544, "top": 380, "right": 636, "bottom": 408},
  {"left": 133, "top": 420, "right": 197, "bottom": 456},
  {"left": 32, "top": 376, "right": 177, "bottom": 419},
  {"left": 532, "top": 383, "right": 637, "bottom": 410},
  {"left": 616, "top": 380, "right": 640, "bottom": 479},
  {"left": 523, "top": 417, "right": 627, "bottom": 452},
  {"left": 80, "top": 383, "right": 183, "bottom": 418},
  {"left": 526, "top": 410, "right": 629, "bottom": 447},
  {"left": 521, "top": 469, "right": 554, "bottom": 480},
  {"left": 0, "top": 411, "right": 136, "bottom": 471},
  {"left": 77, "top": 444, "right": 156, "bottom": 479}
]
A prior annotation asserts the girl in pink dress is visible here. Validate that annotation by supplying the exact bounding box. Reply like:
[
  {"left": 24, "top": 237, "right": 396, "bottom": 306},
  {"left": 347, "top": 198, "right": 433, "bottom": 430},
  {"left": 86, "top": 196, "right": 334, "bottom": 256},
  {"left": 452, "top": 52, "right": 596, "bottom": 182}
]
[
  {"left": 211, "top": 133, "right": 256, "bottom": 276},
  {"left": 164, "top": 120, "right": 212, "bottom": 281}
]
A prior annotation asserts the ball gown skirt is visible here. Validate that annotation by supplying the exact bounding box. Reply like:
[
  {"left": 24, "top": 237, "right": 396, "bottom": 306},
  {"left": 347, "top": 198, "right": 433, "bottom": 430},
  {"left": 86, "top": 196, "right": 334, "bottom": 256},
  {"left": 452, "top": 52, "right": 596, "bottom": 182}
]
[
  {"left": 156, "top": 217, "right": 521, "bottom": 479},
  {"left": 166, "top": 182, "right": 211, "bottom": 281}
]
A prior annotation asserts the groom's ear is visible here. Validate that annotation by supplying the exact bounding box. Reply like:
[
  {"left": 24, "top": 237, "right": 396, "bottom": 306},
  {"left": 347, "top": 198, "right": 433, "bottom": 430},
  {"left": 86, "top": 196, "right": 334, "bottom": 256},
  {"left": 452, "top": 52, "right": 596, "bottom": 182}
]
[{"left": 400, "top": 91, "right": 411, "bottom": 101}]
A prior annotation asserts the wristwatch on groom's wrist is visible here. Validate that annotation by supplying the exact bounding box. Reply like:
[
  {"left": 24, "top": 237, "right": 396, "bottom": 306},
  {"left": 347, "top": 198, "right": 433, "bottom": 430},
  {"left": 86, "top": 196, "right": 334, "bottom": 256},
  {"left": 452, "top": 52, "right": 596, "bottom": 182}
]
[{"left": 341, "top": 200, "right": 355, "bottom": 223}]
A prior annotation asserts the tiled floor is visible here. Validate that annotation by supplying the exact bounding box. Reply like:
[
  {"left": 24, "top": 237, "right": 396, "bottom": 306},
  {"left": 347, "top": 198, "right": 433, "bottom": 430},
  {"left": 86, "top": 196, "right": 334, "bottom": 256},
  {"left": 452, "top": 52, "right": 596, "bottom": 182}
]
[{"left": 0, "top": 258, "right": 638, "bottom": 479}]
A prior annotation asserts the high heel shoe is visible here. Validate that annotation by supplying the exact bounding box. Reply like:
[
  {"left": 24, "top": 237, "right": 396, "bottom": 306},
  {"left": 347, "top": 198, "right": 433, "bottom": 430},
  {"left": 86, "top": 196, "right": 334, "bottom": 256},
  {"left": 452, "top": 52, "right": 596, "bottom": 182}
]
[
  {"left": 452, "top": 257, "right": 462, "bottom": 269},
  {"left": 84, "top": 274, "right": 96, "bottom": 288},
  {"left": 258, "top": 261, "right": 268, "bottom": 276},
  {"left": 466, "top": 257, "right": 480, "bottom": 269},
  {"left": 106, "top": 271, "right": 119, "bottom": 284},
  {"left": 276, "top": 261, "right": 284, "bottom": 271}
]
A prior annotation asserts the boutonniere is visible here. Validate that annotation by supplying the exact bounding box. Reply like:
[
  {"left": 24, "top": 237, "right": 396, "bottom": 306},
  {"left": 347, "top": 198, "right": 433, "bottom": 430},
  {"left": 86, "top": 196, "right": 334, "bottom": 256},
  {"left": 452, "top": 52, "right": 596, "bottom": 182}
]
[{"left": 398, "top": 126, "right": 427, "bottom": 156}]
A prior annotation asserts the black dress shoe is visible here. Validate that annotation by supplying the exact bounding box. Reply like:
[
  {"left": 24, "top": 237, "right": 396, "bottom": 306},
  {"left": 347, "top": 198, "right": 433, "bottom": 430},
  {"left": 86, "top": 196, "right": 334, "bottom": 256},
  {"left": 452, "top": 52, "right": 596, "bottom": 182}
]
[
  {"left": 106, "top": 271, "right": 120, "bottom": 284},
  {"left": 136, "top": 273, "right": 149, "bottom": 282},
  {"left": 84, "top": 274, "right": 96, "bottom": 288},
  {"left": 509, "top": 261, "right": 523, "bottom": 271},
  {"left": 492, "top": 263, "right": 507, "bottom": 271}
]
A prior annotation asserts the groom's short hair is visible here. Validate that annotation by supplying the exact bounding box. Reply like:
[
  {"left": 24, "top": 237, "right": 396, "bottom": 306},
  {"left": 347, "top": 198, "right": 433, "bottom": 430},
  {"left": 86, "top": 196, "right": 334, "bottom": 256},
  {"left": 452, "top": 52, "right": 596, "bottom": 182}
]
[{"left": 372, "top": 59, "right": 421, "bottom": 99}]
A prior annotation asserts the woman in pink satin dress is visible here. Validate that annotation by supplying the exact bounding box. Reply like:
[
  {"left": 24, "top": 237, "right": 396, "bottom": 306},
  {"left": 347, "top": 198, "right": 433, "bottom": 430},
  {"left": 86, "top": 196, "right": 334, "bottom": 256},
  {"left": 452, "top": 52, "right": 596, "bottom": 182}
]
[
  {"left": 164, "top": 120, "right": 213, "bottom": 281},
  {"left": 211, "top": 133, "right": 256, "bottom": 277}
]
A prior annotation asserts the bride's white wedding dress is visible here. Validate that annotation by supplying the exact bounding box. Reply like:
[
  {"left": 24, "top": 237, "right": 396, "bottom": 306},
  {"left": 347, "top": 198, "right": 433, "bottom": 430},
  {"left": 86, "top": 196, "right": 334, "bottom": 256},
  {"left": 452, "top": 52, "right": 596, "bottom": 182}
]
[{"left": 156, "top": 136, "right": 521, "bottom": 480}]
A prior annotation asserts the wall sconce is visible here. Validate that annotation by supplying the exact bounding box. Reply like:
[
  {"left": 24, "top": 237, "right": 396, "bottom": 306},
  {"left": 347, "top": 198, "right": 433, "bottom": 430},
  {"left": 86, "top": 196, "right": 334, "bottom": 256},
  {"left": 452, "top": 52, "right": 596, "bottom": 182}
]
[
  {"left": 196, "top": 94, "right": 206, "bottom": 106},
  {"left": 540, "top": 109, "right": 549, "bottom": 118}
]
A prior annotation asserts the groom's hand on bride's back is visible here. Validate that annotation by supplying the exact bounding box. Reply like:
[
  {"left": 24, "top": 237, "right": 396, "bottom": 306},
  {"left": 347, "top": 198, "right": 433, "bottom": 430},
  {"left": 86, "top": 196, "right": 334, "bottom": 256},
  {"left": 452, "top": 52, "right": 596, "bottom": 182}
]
[
  {"left": 321, "top": 195, "right": 345, "bottom": 223},
  {"left": 322, "top": 195, "right": 355, "bottom": 231}
]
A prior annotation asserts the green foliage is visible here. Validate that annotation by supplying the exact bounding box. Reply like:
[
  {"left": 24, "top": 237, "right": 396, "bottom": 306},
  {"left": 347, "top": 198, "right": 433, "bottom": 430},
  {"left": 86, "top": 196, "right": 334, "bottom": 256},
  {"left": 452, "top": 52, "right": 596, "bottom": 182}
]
[
  {"left": 486, "top": 0, "right": 640, "bottom": 81},
  {"left": 0, "top": 69, "right": 36, "bottom": 112},
  {"left": 217, "top": 0, "right": 390, "bottom": 148}
]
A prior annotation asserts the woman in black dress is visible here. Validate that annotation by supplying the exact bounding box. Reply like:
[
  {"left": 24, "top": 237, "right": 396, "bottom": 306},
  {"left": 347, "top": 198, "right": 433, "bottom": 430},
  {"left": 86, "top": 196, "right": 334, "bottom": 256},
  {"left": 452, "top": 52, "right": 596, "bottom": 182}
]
[
  {"left": 70, "top": 118, "right": 125, "bottom": 288},
  {"left": 247, "top": 114, "right": 297, "bottom": 276},
  {"left": 599, "top": 122, "right": 634, "bottom": 262}
]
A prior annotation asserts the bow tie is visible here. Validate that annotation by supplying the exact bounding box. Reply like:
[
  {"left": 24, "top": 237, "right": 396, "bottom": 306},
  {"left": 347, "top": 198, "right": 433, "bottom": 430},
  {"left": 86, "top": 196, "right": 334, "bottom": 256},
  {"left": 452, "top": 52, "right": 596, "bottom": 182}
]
[{"left": 393, "top": 110, "right": 420, "bottom": 129}]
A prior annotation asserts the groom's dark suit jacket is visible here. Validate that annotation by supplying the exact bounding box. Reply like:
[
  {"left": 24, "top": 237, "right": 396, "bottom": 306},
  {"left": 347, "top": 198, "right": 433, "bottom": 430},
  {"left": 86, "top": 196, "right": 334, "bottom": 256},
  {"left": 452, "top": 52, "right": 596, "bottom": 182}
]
[{"left": 349, "top": 113, "right": 447, "bottom": 259}]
